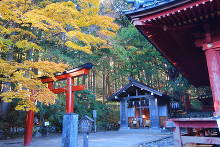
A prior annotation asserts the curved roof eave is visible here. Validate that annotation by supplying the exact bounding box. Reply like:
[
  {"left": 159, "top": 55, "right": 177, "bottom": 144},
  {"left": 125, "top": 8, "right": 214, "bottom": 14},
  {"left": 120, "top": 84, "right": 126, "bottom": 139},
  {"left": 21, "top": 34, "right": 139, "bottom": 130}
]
[{"left": 124, "top": 0, "right": 191, "bottom": 17}]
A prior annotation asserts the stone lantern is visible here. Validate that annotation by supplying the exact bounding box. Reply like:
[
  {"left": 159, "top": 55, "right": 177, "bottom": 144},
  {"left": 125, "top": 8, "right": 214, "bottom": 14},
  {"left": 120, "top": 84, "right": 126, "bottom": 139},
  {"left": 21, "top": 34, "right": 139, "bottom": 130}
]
[{"left": 79, "top": 115, "right": 94, "bottom": 147}]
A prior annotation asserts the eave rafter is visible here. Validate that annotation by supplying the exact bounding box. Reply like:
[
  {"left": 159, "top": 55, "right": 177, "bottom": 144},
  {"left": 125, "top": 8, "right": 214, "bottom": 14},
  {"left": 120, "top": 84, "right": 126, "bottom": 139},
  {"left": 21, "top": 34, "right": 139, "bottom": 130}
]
[{"left": 132, "top": 0, "right": 219, "bottom": 28}]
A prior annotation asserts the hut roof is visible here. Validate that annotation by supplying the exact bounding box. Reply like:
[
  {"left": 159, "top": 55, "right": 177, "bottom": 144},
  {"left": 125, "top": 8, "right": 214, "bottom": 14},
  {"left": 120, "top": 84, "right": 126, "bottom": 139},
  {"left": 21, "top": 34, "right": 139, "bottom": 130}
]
[{"left": 108, "top": 78, "right": 170, "bottom": 101}]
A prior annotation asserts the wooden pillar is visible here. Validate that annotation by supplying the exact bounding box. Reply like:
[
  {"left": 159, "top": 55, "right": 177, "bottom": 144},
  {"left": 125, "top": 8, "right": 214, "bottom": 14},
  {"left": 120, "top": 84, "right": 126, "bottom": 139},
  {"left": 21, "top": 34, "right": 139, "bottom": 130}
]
[
  {"left": 24, "top": 110, "right": 34, "bottom": 146},
  {"left": 202, "top": 41, "right": 220, "bottom": 116},
  {"left": 173, "top": 124, "right": 182, "bottom": 147},
  {"left": 120, "top": 99, "right": 129, "bottom": 130},
  {"left": 139, "top": 100, "right": 143, "bottom": 127},
  {"left": 149, "top": 95, "right": 160, "bottom": 128},
  {"left": 66, "top": 77, "right": 74, "bottom": 113}
]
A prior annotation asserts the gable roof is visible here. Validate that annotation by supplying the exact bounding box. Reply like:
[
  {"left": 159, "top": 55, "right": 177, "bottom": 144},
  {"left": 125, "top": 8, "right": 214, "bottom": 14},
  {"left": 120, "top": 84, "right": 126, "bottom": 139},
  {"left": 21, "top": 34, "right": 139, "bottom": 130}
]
[
  {"left": 108, "top": 78, "right": 166, "bottom": 101},
  {"left": 80, "top": 115, "right": 94, "bottom": 122}
]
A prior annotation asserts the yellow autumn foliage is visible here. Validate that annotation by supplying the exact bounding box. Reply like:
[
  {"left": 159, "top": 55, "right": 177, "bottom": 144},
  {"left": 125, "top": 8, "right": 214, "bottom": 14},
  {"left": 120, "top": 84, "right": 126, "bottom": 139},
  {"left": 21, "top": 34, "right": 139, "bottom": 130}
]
[
  {"left": 0, "top": 0, "right": 119, "bottom": 53},
  {"left": 99, "top": 30, "right": 116, "bottom": 37},
  {"left": 6, "top": 28, "right": 37, "bottom": 39},
  {"left": 15, "top": 40, "right": 42, "bottom": 51},
  {"left": 0, "top": 0, "right": 119, "bottom": 111},
  {"left": 67, "top": 31, "right": 107, "bottom": 44},
  {"left": 0, "top": 59, "right": 68, "bottom": 112},
  {"left": 65, "top": 41, "right": 92, "bottom": 54},
  {"left": 0, "top": 37, "right": 13, "bottom": 52}
]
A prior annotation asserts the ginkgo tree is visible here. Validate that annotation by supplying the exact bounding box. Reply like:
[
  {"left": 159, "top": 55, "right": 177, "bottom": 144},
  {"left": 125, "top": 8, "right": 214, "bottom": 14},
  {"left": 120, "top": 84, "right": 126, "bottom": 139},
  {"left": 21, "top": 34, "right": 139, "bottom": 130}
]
[
  {"left": 0, "top": 60, "right": 68, "bottom": 112},
  {"left": 0, "top": 0, "right": 118, "bottom": 53},
  {"left": 0, "top": 0, "right": 119, "bottom": 112}
]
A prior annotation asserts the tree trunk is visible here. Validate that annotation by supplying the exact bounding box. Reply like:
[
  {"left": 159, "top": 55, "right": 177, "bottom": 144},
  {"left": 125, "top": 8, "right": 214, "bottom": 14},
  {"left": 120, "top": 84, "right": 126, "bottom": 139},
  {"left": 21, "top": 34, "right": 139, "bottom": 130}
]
[
  {"left": 92, "top": 70, "right": 96, "bottom": 94},
  {"left": 0, "top": 49, "right": 14, "bottom": 117},
  {"left": 87, "top": 72, "right": 91, "bottom": 90},
  {"left": 106, "top": 73, "right": 112, "bottom": 97},
  {"left": 102, "top": 73, "right": 106, "bottom": 103}
]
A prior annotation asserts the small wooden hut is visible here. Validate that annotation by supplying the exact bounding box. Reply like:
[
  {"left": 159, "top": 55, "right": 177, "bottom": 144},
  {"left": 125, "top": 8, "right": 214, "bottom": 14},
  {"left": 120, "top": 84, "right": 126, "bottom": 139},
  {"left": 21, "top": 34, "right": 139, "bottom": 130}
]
[{"left": 108, "top": 78, "right": 171, "bottom": 130}]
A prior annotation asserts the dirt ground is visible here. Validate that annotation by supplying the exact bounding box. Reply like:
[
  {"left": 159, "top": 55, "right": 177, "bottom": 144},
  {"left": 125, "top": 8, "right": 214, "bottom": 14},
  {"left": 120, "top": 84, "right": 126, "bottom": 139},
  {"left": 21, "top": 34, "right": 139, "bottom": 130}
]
[{"left": 0, "top": 128, "right": 171, "bottom": 147}]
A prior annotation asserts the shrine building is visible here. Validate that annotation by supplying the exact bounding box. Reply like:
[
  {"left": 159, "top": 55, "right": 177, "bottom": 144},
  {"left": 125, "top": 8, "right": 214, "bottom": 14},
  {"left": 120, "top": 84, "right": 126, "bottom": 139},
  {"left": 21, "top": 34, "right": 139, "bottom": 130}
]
[
  {"left": 124, "top": 0, "right": 220, "bottom": 146},
  {"left": 108, "top": 78, "right": 171, "bottom": 130}
]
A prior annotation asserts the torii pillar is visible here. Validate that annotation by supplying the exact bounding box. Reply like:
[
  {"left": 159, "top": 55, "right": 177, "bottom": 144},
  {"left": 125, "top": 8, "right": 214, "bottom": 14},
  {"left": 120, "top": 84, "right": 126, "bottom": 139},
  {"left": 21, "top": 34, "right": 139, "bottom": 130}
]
[{"left": 24, "top": 63, "right": 93, "bottom": 146}]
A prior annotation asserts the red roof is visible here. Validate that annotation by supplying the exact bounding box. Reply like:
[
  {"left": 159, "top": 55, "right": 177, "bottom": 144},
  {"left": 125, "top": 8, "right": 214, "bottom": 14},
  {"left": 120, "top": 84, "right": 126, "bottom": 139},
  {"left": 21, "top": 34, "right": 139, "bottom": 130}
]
[{"left": 125, "top": 0, "right": 220, "bottom": 86}]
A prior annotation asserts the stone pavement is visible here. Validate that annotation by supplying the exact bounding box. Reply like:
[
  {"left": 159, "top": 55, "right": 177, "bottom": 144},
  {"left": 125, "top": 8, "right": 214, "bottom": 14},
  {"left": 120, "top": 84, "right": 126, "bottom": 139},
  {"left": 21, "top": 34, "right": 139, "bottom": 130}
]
[{"left": 0, "top": 128, "right": 172, "bottom": 147}]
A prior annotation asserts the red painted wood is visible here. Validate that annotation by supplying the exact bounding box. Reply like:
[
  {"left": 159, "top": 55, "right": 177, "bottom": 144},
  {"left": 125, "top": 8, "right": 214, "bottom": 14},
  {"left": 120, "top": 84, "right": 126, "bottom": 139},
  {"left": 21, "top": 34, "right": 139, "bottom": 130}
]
[
  {"left": 24, "top": 110, "right": 34, "bottom": 146},
  {"left": 25, "top": 66, "right": 91, "bottom": 146},
  {"left": 137, "top": 23, "right": 210, "bottom": 86},
  {"left": 41, "top": 78, "right": 53, "bottom": 83},
  {"left": 176, "top": 121, "right": 218, "bottom": 128},
  {"left": 48, "top": 82, "right": 53, "bottom": 90},
  {"left": 169, "top": 117, "right": 216, "bottom": 121},
  {"left": 41, "top": 69, "right": 89, "bottom": 83},
  {"left": 69, "top": 69, "right": 89, "bottom": 78},
  {"left": 66, "top": 77, "right": 73, "bottom": 113},
  {"left": 203, "top": 41, "right": 220, "bottom": 51},
  {"left": 72, "top": 85, "right": 85, "bottom": 91},
  {"left": 168, "top": 118, "right": 219, "bottom": 146},
  {"left": 182, "top": 136, "right": 220, "bottom": 145},
  {"left": 140, "top": 0, "right": 211, "bottom": 22},
  {"left": 203, "top": 45, "right": 220, "bottom": 115},
  {"left": 50, "top": 85, "right": 85, "bottom": 94},
  {"left": 51, "top": 88, "right": 66, "bottom": 94},
  {"left": 166, "top": 119, "right": 218, "bottom": 128}
]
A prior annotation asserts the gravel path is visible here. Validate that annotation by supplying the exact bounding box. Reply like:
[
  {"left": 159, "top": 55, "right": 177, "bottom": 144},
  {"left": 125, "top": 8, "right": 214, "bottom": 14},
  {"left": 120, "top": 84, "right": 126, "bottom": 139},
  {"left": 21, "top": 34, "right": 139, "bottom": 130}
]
[
  {"left": 137, "top": 136, "right": 173, "bottom": 147},
  {"left": 0, "top": 128, "right": 172, "bottom": 147}
]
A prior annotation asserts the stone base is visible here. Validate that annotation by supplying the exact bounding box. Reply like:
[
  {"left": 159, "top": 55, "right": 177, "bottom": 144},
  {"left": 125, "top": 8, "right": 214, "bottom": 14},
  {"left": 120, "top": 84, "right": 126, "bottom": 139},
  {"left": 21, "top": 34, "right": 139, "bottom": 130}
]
[
  {"left": 119, "top": 127, "right": 130, "bottom": 131},
  {"left": 62, "top": 113, "right": 78, "bottom": 147},
  {"left": 150, "top": 127, "right": 160, "bottom": 129},
  {"left": 33, "top": 127, "right": 41, "bottom": 137},
  {"left": 147, "top": 127, "right": 162, "bottom": 134}
]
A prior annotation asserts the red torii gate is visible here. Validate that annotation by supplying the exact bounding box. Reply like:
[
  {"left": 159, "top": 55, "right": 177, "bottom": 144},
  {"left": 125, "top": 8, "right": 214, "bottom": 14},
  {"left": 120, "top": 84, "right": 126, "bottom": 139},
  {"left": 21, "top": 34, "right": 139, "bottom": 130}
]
[{"left": 24, "top": 63, "right": 93, "bottom": 146}]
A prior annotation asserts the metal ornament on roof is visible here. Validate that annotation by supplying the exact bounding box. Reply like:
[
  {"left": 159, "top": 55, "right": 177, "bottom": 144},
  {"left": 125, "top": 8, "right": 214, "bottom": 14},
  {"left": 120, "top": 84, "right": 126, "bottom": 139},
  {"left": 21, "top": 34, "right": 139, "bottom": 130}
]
[{"left": 126, "top": 0, "right": 175, "bottom": 9}]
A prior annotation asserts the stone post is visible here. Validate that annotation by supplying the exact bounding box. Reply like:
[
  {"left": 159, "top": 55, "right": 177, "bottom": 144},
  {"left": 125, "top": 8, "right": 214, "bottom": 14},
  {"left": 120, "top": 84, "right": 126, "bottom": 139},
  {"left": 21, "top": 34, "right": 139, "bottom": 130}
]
[
  {"left": 83, "top": 133, "right": 89, "bottom": 147},
  {"left": 62, "top": 113, "right": 78, "bottom": 147},
  {"left": 149, "top": 96, "right": 160, "bottom": 128},
  {"left": 120, "top": 99, "right": 129, "bottom": 130},
  {"left": 173, "top": 125, "right": 182, "bottom": 147}
]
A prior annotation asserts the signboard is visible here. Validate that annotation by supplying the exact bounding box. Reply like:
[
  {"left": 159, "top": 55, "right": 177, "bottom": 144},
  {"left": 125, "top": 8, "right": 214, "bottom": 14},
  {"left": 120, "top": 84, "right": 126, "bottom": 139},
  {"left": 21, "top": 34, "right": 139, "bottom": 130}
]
[{"left": 44, "top": 121, "right": 50, "bottom": 126}]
